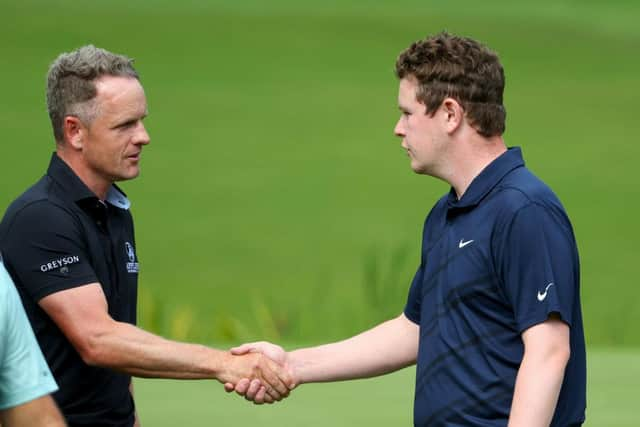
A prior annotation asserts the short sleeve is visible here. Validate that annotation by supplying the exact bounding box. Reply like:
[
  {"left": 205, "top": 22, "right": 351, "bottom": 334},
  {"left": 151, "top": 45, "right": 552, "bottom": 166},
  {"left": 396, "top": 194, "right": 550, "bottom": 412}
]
[
  {"left": 404, "top": 263, "right": 424, "bottom": 324},
  {"left": 1, "top": 202, "right": 98, "bottom": 301},
  {"left": 404, "top": 203, "right": 443, "bottom": 326},
  {"left": 0, "top": 263, "right": 58, "bottom": 409},
  {"left": 495, "top": 203, "right": 579, "bottom": 333}
]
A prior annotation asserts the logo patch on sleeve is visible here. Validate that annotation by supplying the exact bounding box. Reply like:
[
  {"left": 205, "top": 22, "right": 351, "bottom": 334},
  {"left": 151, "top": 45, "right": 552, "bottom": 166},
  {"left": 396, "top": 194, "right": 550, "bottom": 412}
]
[
  {"left": 537, "top": 282, "right": 554, "bottom": 302},
  {"left": 125, "top": 242, "right": 139, "bottom": 273},
  {"left": 40, "top": 256, "right": 80, "bottom": 272}
]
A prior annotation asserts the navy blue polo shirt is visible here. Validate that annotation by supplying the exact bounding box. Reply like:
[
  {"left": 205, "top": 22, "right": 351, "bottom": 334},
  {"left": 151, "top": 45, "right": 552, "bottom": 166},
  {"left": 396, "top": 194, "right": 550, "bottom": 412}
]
[
  {"left": 404, "top": 147, "right": 586, "bottom": 426},
  {"left": 0, "top": 153, "right": 138, "bottom": 427}
]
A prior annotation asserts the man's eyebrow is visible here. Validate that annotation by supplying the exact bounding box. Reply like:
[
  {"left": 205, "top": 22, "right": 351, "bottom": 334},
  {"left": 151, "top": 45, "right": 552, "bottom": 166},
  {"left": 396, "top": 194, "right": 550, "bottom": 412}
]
[{"left": 111, "top": 112, "right": 148, "bottom": 129}]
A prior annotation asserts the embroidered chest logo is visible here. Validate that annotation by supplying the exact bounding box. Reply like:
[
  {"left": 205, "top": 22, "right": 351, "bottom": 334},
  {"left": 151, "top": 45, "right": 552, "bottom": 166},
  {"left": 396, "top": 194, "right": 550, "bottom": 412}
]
[
  {"left": 458, "top": 238, "right": 474, "bottom": 248},
  {"left": 125, "top": 242, "right": 139, "bottom": 274}
]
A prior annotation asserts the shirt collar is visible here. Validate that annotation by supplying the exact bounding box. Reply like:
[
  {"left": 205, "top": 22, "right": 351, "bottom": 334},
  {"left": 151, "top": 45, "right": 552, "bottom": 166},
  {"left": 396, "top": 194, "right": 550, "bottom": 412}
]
[
  {"left": 446, "top": 146, "right": 525, "bottom": 212},
  {"left": 106, "top": 185, "right": 131, "bottom": 210},
  {"left": 47, "top": 152, "right": 131, "bottom": 210}
]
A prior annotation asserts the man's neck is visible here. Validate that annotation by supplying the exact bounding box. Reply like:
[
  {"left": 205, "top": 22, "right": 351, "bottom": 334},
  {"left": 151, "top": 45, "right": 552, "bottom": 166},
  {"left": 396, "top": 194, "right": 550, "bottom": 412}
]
[{"left": 448, "top": 135, "right": 506, "bottom": 200}]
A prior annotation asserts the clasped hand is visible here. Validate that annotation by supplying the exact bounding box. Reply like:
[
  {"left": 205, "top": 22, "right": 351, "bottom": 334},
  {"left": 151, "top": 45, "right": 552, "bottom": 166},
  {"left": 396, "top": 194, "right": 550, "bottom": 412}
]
[{"left": 223, "top": 341, "right": 296, "bottom": 404}]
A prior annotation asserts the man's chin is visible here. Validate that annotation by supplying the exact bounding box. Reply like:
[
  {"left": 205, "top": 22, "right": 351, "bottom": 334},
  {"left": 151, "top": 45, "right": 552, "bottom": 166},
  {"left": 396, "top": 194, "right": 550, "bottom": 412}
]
[
  {"left": 410, "top": 163, "right": 435, "bottom": 177},
  {"left": 112, "top": 169, "right": 141, "bottom": 182},
  {"left": 410, "top": 162, "right": 425, "bottom": 174}
]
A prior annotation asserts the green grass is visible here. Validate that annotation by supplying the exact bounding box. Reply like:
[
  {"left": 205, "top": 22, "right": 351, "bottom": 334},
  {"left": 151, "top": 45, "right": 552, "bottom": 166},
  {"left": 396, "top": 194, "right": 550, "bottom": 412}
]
[
  {"left": 1, "top": 0, "right": 639, "bottom": 345},
  {"left": 133, "top": 347, "right": 639, "bottom": 426}
]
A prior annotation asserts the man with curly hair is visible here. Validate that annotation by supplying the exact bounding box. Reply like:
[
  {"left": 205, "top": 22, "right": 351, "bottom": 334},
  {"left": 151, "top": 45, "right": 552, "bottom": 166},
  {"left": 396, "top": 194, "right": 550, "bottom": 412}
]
[{"left": 226, "top": 32, "right": 586, "bottom": 427}]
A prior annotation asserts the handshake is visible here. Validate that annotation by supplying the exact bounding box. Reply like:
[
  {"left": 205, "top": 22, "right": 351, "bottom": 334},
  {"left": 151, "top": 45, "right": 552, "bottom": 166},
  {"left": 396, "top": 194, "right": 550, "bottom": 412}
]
[
  {"left": 221, "top": 341, "right": 298, "bottom": 404},
  {"left": 216, "top": 314, "right": 417, "bottom": 405}
]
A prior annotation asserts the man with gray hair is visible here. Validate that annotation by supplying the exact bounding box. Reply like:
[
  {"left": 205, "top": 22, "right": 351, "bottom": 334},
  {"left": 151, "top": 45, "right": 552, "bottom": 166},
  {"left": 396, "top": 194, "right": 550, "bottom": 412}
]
[{"left": 0, "top": 45, "right": 293, "bottom": 426}]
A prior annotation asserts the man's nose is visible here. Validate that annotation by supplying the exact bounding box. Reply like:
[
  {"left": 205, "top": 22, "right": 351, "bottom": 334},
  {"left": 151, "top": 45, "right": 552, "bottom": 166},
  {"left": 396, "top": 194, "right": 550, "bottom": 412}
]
[
  {"left": 394, "top": 117, "right": 405, "bottom": 137},
  {"left": 135, "top": 122, "right": 150, "bottom": 145}
]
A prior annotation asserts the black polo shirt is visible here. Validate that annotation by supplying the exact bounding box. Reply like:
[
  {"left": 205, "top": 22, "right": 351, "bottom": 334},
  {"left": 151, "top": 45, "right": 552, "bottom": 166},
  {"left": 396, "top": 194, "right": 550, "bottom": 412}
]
[{"left": 0, "top": 153, "right": 138, "bottom": 427}]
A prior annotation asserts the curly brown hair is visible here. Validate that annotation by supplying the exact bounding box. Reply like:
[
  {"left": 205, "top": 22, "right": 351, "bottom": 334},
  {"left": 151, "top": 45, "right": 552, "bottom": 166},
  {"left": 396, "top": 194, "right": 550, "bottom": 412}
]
[{"left": 395, "top": 32, "right": 506, "bottom": 137}]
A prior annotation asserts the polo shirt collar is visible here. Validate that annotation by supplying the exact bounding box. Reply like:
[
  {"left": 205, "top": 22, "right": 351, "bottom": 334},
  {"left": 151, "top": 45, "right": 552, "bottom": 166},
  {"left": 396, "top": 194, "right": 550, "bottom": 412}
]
[
  {"left": 447, "top": 146, "right": 524, "bottom": 211},
  {"left": 47, "top": 152, "right": 131, "bottom": 210},
  {"left": 106, "top": 186, "right": 131, "bottom": 210}
]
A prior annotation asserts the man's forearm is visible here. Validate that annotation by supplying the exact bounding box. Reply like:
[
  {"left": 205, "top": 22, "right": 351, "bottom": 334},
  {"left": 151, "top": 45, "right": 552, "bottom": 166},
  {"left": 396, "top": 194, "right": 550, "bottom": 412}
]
[
  {"left": 88, "top": 320, "right": 293, "bottom": 399},
  {"left": 508, "top": 351, "right": 568, "bottom": 426},
  {"left": 508, "top": 318, "right": 570, "bottom": 427},
  {"left": 83, "top": 321, "right": 226, "bottom": 379},
  {"left": 38, "top": 283, "right": 293, "bottom": 399},
  {"left": 225, "top": 314, "right": 418, "bottom": 403},
  {"left": 0, "top": 396, "right": 66, "bottom": 427},
  {"left": 290, "top": 313, "right": 418, "bottom": 384}
]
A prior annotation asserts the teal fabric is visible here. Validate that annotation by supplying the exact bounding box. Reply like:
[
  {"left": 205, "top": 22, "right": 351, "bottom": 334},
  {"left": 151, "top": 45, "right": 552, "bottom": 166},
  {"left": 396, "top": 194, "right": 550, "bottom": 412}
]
[{"left": 0, "top": 261, "right": 57, "bottom": 410}]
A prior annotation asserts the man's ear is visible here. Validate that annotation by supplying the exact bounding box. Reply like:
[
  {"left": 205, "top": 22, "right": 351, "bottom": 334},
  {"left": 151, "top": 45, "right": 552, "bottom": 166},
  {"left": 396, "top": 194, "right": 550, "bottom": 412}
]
[
  {"left": 441, "top": 97, "right": 464, "bottom": 134},
  {"left": 63, "top": 116, "right": 85, "bottom": 150}
]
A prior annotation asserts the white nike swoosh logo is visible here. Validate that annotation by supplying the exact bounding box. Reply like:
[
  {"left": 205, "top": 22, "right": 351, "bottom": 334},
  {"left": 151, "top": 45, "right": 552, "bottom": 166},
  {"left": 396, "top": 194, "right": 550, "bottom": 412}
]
[
  {"left": 458, "top": 239, "right": 474, "bottom": 248},
  {"left": 537, "top": 282, "right": 555, "bottom": 301}
]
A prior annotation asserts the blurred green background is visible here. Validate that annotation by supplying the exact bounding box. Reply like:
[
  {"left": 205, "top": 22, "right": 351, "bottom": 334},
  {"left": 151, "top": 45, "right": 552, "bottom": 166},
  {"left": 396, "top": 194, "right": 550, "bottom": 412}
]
[{"left": 2, "top": 0, "right": 639, "bottom": 425}]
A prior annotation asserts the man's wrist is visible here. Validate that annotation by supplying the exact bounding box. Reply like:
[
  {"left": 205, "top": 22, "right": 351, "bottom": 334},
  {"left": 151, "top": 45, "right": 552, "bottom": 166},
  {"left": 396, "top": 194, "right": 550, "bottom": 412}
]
[
  {"left": 288, "top": 349, "right": 306, "bottom": 386},
  {"left": 204, "top": 347, "right": 231, "bottom": 381}
]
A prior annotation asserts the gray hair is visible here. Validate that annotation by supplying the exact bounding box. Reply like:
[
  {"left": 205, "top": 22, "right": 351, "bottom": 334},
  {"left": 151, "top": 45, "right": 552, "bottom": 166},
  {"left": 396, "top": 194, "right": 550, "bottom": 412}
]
[{"left": 46, "top": 45, "right": 139, "bottom": 143}]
